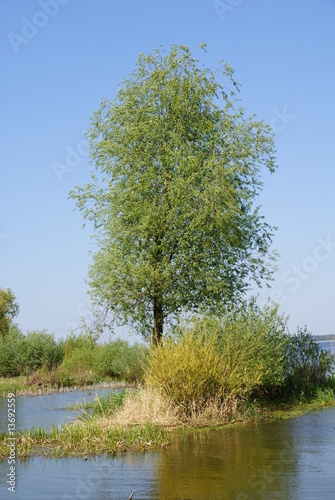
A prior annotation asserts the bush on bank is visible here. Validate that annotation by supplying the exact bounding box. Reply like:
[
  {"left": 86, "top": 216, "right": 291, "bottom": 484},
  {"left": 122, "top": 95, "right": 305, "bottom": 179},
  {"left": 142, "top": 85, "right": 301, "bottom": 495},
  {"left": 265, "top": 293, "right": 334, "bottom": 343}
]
[
  {"left": 283, "top": 326, "right": 335, "bottom": 397},
  {"left": 0, "top": 325, "right": 26, "bottom": 377},
  {"left": 94, "top": 340, "right": 146, "bottom": 381},
  {"left": 0, "top": 326, "right": 64, "bottom": 377},
  {"left": 145, "top": 332, "right": 222, "bottom": 413},
  {"left": 145, "top": 303, "right": 335, "bottom": 413},
  {"left": 0, "top": 326, "right": 146, "bottom": 384}
]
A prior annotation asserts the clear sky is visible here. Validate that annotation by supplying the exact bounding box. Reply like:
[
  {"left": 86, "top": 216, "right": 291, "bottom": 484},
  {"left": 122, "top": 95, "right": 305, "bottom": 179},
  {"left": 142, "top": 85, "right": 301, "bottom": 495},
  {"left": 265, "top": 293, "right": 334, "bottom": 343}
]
[{"left": 1, "top": 0, "right": 334, "bottom": 341}]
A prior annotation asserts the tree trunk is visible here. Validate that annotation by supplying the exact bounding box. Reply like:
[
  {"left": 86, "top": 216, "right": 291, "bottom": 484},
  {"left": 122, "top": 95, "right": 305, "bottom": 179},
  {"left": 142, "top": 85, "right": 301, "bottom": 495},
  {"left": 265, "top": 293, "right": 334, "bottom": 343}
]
[{"left": 152, "top": 298, "right": 163, "bottom": 346}]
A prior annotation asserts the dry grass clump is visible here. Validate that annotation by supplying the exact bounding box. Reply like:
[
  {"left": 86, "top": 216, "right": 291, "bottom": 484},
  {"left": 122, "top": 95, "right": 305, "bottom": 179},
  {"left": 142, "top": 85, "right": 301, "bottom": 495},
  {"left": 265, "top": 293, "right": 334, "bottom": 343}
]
[
  {"left": 111, "top": 387, "right": 181, "bottom": 427},
  {"left": 109, "top": 387, "right": 243, "bottom": 429},
  {"left": 184, "top": 394, "right": 243, "bottom": 427}
]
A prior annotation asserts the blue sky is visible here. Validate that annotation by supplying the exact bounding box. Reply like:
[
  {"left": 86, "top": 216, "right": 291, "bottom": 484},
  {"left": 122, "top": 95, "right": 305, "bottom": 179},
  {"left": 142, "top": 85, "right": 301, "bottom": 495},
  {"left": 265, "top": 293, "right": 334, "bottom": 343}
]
[{"left": 1, "top": 0, "right": 334, "bottom": 341}]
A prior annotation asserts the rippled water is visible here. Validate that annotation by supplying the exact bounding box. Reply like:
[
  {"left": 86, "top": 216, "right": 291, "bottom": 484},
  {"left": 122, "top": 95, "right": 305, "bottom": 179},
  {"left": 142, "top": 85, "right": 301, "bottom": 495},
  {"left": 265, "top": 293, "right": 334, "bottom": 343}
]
[{"left": 0, "top": 406, "right": 335, "bottom": 499}]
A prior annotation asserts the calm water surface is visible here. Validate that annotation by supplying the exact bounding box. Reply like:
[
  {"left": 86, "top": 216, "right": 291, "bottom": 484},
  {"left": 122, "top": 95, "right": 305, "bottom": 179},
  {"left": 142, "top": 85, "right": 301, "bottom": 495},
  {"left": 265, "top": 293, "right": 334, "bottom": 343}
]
[{"left": 0, "top": 406, "right": 334, "bottom": 499}]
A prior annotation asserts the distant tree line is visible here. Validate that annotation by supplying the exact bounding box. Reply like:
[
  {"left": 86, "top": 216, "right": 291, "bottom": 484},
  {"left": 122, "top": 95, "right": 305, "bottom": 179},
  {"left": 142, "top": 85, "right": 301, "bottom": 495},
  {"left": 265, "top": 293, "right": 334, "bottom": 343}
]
[{"left": 313, "top": 335, "right": 335, "bottom": 342}]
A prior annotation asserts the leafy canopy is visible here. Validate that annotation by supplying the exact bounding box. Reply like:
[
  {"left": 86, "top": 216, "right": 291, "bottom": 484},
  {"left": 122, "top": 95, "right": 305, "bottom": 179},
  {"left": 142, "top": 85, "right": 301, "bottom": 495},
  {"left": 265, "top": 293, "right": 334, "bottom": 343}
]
[
  {"left": 0, "top": 288, "right": 19, "bottom": 337},
  {"left": 70, "top": 44, "right": 277, "bottom": 341}
]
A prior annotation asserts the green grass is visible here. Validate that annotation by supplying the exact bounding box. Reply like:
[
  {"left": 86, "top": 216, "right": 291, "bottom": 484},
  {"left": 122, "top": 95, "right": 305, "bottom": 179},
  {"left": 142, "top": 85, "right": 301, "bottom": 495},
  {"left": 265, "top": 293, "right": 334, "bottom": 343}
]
[
  {"left": 0, "top": 419, "right": 170, "bottom": 459},
  {"left": 255, "top": 387, "right": 335, "bottom": 420},
  {"left": 66, "top": 390, "right": 129, "bottom": 414},
  {"left": 0, "top": 376, "right": 38, "bottom": 396},
  {"left": 91, "top": 390, "right": 128, "bottom": 415}
]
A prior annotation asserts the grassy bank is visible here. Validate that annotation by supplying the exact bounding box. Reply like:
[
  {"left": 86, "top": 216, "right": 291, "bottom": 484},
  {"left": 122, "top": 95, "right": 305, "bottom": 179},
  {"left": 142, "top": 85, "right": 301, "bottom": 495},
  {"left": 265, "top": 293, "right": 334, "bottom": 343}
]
[{"left": 0, "top": 419, "right": 170, "bottom": 458}]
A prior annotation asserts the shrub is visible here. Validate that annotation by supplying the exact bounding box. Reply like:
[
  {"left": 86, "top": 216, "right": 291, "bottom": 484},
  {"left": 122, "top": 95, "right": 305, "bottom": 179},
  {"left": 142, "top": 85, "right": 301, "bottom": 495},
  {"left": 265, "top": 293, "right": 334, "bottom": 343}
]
[
  {"left": 283, "top": 327, "right": 335, "bottom": 397},
  {"left": 168, "top": 302, "right": 288, "bottom": 398},
  {"left": 94, "top": 339, "right": 146, "bottom": 382},
  {"left": 208, "top": 302, "right": 288, "bottom": 397},
  {"left": 54, "top": 331, "right": 98, "bottom": 385},
  {"left": 145, "top": 332, "right": 223, "bottom": 413},
  {"left": 0, "top": 327, "right": 64, "bottom": 377},
  {"left": 21, "top": 330, "right": 64, "bottom": 373},
  {"left": 60, "top": 348, "right": 96, "bottom": 372},
  {"left": 63, "top": 331, "right": 97, "bottom": 357},
  {"left": 0, "top": 325, "right": 25, "bottom": 377},
  {"left": 145, "top": 302, "right": 292, "bottom": 415}
]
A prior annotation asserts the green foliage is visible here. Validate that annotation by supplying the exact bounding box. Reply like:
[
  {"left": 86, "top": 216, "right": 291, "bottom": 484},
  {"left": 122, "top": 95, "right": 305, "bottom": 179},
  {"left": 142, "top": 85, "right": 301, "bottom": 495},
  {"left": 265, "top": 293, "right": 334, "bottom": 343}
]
[
  {"left": 0, "top": 322, "right": 145, "bottom": 385},
  {"left": 70, "top": 44, "right": 277, "bottom": 342},
  {"left": 0, "top": 327, "right": 64, "bottom": 377},
  {"left": 283, "top": 327, "right": 335, "bottom": 397},
  {"left": 203, "top": 302, "right": 287, "bottom": 397},
  {"left": 0, "top": 325, "right": 25, "bottom": 377},
  {"left": 175, "top": 302, "right": 288, "bottom": 394},
  {"left": 56, "top": 334, "right": 146, "bottom": 384},
  {"left": 313, "top": 387, "right": 335, "bottom": 404},
  {"left": 54, "top": 331, "right": 97, "bottom": 385},
  {"left": 63, "top": 331, "right": 97, "bottom": 356},
  {"left": 94, "top": 340, "right": 146, "bottom": 382},
  {"left": 0, "top": 288, "right": 19, "bottom": 337},
  {"left": 21, "top": 330, "right": 64, "bottom": 372},
  {"left": 63, "top": 348, "right": 95, "bottom": 371}
]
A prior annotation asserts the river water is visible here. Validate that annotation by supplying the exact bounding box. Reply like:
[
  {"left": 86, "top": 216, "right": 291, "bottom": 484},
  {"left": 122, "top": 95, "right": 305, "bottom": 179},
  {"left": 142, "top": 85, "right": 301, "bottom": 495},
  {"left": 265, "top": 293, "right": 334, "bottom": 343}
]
[
  {"left": 0, "top": 386, "right": 122, "bottom": 434},
  {"left": 0, "top": 406, "right": 335, "bottom": 499},
  {"left": 0, "top": 342, "right": 334, "bottom": 499}
]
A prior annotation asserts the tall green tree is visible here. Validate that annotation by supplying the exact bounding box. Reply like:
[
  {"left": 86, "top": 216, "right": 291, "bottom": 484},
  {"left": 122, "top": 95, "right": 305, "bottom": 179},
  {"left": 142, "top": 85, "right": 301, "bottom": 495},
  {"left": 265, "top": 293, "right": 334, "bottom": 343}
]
[
  {"left": 0, "top": 288, "right": 19, "bottom": 336},
  {"left": 70, "top": 45, "right": 277, "bottom": 344}
]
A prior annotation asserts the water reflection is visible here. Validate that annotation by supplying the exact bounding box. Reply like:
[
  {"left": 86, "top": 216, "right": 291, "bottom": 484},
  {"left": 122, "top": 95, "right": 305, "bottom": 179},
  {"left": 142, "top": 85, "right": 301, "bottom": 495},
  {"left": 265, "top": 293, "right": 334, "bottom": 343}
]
[
  {"left": 156, "top": 421, "right": 299, "bottom": 499},
  {"left": 0, "top": 407, "right": 334, "bottom": 499}
]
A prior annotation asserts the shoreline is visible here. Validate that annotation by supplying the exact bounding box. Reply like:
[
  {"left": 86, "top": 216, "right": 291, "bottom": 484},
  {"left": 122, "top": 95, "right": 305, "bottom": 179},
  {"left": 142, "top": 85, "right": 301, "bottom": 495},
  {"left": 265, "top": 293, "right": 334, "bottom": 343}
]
[
  {"left": 1, "top": 392, "right": 334, "bottom": 460},
  {"left": 0, "top": 378, "right": 131, "bottom": 397}
]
